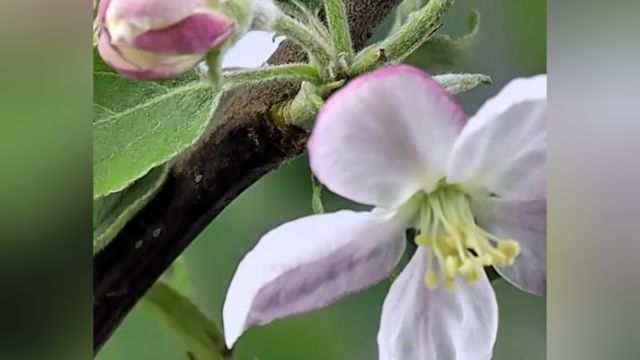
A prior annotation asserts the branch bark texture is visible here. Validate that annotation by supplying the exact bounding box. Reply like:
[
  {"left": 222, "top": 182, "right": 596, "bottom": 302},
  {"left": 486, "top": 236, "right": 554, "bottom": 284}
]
[{"left": 93, "top": 0, "right": 402, "bottom": 355}]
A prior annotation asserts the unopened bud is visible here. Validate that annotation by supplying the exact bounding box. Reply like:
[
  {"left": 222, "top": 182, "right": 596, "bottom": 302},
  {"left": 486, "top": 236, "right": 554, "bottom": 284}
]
[{"left": 97, "top": 0, "right": 247, "bottom": 80}]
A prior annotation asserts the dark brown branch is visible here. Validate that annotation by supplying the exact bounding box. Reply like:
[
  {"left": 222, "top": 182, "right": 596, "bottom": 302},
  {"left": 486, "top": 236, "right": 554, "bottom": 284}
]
[{"left": 93, "top": 0, "right": 402, "bottom": 355}]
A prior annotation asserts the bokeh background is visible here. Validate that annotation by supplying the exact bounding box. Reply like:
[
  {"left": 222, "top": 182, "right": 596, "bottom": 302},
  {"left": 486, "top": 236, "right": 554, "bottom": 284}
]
[{"left": 98, "top": 0, "right": 546, "bottom": 359}]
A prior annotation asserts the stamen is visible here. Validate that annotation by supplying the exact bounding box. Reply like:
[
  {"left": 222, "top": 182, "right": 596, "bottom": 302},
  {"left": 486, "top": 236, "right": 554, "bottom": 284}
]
[
  {"left": 415, "top": 184, "right": 522, "bottom": 290},
  {"left": 444, "top": 255, "right": 459, "bottom": 280},
  {"left": 424, "top": 244, "right": 439, "bottom": 290},
  {"left": 424, "top": 270, "right": 439, "bottom": 290},
  {"left": 498, "top": 240, "right": 521, "bottom": 265}
]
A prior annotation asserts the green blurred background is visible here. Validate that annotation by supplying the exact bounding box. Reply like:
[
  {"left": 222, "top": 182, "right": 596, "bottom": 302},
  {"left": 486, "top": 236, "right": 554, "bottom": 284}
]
[{"left": 98, "top": 0, "right": 546, "bottom": 359}]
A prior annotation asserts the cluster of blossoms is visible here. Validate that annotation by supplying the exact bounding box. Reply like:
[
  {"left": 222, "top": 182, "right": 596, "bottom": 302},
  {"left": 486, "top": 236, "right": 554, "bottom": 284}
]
[
  {"left": 223, "top": 65, "right": 547, "bottom": 359},
  {"left": 96, "top": 0, "right": 277, "bottom": 79}
]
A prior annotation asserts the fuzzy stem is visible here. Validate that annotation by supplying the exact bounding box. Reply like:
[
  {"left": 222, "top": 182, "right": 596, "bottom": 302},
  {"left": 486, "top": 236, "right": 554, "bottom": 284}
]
[
  {"left": 206, "top": 50, "right": 223, "bottom": 88},
  {"left": 324, "top": 0, "right": 353, "bottom": 58},
  {"left": 222, "top": 64, "right": 322, "bottom": 89},
  {"left": 351, "top": 0, "right": 453, "bottom": 76},
  {"left": 273, "top": 14, "right": 334, "bottom": 74},
  {"left": 273, "top": 78, "right": 345, "bottom": 131}
]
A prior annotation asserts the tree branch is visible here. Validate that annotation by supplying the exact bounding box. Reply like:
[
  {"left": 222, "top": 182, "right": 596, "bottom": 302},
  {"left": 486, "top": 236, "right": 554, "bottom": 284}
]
[{"left": 93, "top": 0, "right": 402, "bottom": 355}]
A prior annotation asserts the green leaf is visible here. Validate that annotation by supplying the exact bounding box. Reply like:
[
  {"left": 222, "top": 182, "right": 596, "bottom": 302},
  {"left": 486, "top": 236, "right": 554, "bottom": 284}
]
[
  {"left": 276, "top": 0, "right": 322, "bottom": 15},
  {"left": 324, "top": 0, "right": 353, "bottom": 57},
  {"left": 93, "top": 50, "right": 221, "bottom": 198},
  {"left": 93, "top": 164, "right": 168, "bottom": 254},
  {"left": 367, "top": 0, "right": 431, "bottom": 43},
  {"left": 434, "top": 73, "right": 492, "bottom": 95},
  {"left": 391, "top": 0, "right": 430, "bottom": 31},
  {"left": 406, "top": 10, "right": 481, "bottom": 72},
  {"left": 144, "top": 281, "right": 229, "bottom": 360},
  {"left": 351, "top": 0, "right": 453, "bottom": 76}
]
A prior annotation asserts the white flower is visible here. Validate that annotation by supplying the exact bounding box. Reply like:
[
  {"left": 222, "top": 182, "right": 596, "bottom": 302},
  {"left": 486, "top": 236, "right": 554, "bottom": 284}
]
[{"left": 223, "top": 65, "right": 547, "bottom": 359}]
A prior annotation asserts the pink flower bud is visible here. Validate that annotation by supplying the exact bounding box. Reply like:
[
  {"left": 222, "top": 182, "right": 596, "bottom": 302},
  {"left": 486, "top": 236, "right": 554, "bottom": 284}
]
[{"left": 97, "top": 0, "right": 234, "bottom": 80}]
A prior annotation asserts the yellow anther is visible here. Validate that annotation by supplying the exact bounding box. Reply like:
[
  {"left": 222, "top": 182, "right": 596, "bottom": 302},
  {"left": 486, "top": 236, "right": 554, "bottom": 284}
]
[
  {"left": 424, "top": 270, "right": 439, "bottom": 290},
  {"left": 480, "top": 254, "right": 494, "bottom": 266},
  {"left": 415, "top": 185, "right": 523, "bottom": 291},
  {"left": 498, "top": 240, "right": 521, "bottom": 264},
  {"left": 433, "top": 236, "right": 454, "bottom": 255},
  {"left": 444, "top": 256, "right": 460, "bottom": 279},
  {"left": 443, "top": 235, "right": 457, "bottom": 248},
  {"left": 459, "top": 260, "right": 482, "bottom": 283}
]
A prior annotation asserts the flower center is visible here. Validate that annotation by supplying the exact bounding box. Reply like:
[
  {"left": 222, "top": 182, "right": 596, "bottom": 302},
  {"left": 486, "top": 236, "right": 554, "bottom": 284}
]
[{"left": 413, "top": 185, "right": 520, "bottom": 291}]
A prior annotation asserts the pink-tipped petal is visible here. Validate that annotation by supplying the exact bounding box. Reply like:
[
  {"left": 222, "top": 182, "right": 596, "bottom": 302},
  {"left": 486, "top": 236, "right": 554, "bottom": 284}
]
[
  {"left": 473, "top": 197, "right": 547, "bottom": 296},
  {"left": 222, "top": 210, "right": 408, "bottom": 348},
  {"left": 447, "top": 75, "right": 547, "bottom": 201},
  {"left": 378, "top": 248, "right": 498, "bottom": 360},
  {"left": 98, "top": 0, "right": 111, "bottom": 25},
  {"left": 133, "top": 13, "right": 232, "bottom": 54},
  {"left": 107, "top": 0, "right": 204, "bottom": 29},
  {"left": 309, "top": 65, "right": 467, "bottom": 208},
  {"left": 98, "top": 31, "right": 194, "bottom": 80}
]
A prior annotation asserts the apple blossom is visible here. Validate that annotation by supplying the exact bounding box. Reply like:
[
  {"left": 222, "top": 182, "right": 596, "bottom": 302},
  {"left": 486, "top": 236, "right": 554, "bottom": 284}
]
[{"left": 223, "top": 65, "right": 546, "bottom": 359}]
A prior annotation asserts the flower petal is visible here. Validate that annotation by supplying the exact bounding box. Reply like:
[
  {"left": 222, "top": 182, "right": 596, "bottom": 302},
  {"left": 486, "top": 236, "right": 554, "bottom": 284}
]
[
  {"left": 107, "top": 0, "right": 204, "bottom": 30},
  {"left": 98, "top": 0, "right": 111, "bottom": 25},
  {"left": 98, "top": 31, "right": 200, "bottom": 80},
  {"left": 223, "top": 210, "right": 408, "bottom": 347},
  {"left": 378, "top": 248, "right": 498, "bottom": 360},
  {"left": 447, "top": 75, "right": 546, "bottom": 201},
  {"left": 133, "top": 13, "right": 232, "bottom": 54},
  {"left": 309, "top": 65, "right": 467, "bottom": 208},
  {"left": 474, "top": 197, "right": 547, "bottom": 296}
]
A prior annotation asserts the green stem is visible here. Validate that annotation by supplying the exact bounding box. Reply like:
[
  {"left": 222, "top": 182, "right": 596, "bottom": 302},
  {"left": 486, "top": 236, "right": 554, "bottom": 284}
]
[
  {"left": 221, "top": 64, "right": 322, "bottom": 89},
  {"left": 324, "top": 0, "right": 353, "bottom": 58},
  {"left": 273, "top": 78, "right": 344, "bottom": 130},
  {"left": 271, "top": 81, "right": 326, "bottom": 131},
  {"left": 206, "top": 50, "right": 223, "bottom": 88},
  {"left": 350, "top": 0, "right": 453, "bottom": 76},
  {"left": 273, "top": 15, "right": 334, "bottom": 75}
]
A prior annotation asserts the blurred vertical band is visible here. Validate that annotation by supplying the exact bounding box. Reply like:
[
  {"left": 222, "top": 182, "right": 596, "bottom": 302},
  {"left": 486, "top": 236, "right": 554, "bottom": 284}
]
[
  {"left": 0, "top": 0, "right": 92, "bottom": 359},
  {"left": 549, "top": 0, "right": 640, "bottom": 359}
]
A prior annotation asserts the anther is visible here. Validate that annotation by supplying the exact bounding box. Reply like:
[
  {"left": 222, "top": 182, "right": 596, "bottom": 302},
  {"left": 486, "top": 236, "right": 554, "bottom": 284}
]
[
  {"left": 498, "top": 240, "right": 521, "bottom": 264},
  {"left": 416, "top": 185, "right": 522, "bottom": 290},
  {"left": 480, "top": 254, "right": 493, "bottom": 266},
  {"left": 444, "top": 256, "right": 459, "bottom": 279},
  {"left": 424, "top": 270, "right": 439, "bottom": 290},
  {"left": 459, "top": 262, "right": 481, "bottom": 283}
]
